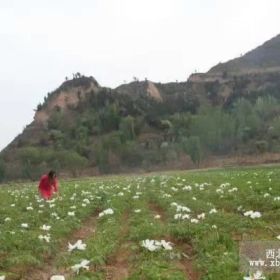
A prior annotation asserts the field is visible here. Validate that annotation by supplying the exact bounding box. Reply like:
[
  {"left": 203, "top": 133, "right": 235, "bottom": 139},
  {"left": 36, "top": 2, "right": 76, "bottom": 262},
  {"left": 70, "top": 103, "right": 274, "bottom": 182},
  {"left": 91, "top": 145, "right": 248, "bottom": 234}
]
[{"left": 0, "top": 166, "right": 280, "bottom": 280}]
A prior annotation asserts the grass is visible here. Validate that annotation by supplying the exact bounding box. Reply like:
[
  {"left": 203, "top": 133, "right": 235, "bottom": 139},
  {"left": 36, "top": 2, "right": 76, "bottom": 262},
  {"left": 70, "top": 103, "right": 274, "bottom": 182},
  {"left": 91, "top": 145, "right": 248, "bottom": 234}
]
[{"left": 0, "top": 166, "right": 280, "bottom": 279}]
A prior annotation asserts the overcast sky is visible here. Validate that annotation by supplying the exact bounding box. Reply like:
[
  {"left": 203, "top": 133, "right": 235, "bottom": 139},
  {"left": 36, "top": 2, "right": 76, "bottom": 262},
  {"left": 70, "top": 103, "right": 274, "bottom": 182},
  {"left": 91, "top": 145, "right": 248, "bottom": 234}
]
[{"left": 0, "top": 0, "right": 280, "bottom": 151}]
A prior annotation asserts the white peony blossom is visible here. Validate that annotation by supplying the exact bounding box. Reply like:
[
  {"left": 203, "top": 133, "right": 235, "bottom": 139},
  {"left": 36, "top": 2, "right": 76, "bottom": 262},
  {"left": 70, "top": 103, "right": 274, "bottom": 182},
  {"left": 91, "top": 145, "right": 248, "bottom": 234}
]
[
  {"left": 141, "top": 239, "right": 173, "bottom": 251},
  {"left": 197, "top": 213, "right": 205, "bottom": 220},
  {"left": 71, "top": 259, "right": 90, "bottom": 274},
  {"left": 209, "top": 208, "right": 217, "bottom": 214},
  {"left": 244, "top": 211, "right": 261, "bottom": 219},
  {"left": 39, "top": 234, "right": 51, "bottom": 243},
  {"left": 68, "top": 240, "right": 86, "bottom": 252},
  {"left": 40, "top": 224, "right": 51, "bottom": 231},
  {"left": 99, "top": 208, "right": 114, "bottom": 218},
  {"left": 243, "top": 270, "right": 265, "bottom": 280},
  {"left": 141, "top": 239, "right": 159, "bottom": 251}
]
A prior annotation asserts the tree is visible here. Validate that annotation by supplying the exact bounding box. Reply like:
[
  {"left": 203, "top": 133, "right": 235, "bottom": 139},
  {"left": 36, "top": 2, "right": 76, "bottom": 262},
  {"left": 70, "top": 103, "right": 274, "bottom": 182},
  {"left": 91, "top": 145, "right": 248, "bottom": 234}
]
[
  {"left": 232, "top": 98, "right": 259, "bottom": 143},
  {"left": 182, "top": 136, "right": 203, "bottom": 167},
  {"left": 48, "top": 110, "right": 63, "bottom": 130},
  {"left": 37, "top": 103, "right": 43, "bottom": 111},
  {"left": 255, "top": 140, "right": 268, "bottom": 154},
  {"left": 119, "top": 116, "right": 136, "bottom": 141},
  {"left": 57, "top": 151, "right": 88, "bottom": 176},
  {"left": 189, "top": 107, "right": 235, "bottom": 153},
  {"left": 0, "top": 159, "right": 5, "bottom": 182}
]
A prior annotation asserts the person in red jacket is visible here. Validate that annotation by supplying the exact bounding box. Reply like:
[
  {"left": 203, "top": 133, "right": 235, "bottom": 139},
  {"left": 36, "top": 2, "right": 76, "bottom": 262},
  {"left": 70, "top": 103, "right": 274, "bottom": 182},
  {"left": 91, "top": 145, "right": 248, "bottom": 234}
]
[{"left": 38, "top": 170, "right": 58, "bottom": 200}]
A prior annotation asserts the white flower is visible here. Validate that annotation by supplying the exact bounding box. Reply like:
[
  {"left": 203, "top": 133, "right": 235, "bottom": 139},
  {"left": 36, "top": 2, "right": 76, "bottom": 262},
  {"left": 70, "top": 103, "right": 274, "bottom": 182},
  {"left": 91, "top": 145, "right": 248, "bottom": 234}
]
[
  {"left": 183, "top": 185, "right": 192, "bottom": 191},
  {"left": 21, "top": 223, "right": 29, "bottom": 228},
  {"left": 99, "top": 208, "right": 114, "bottom": 218},
  {"left": 0, "top": 275, "right": 5, "bottom": 280},
  {"left": 174, "top": 213, "right": 182, "bottom": 220},
  {"left": 228, "top": 187, "right": 238, "bottom": 193},
  {"left": 71, "top": 259, "right": 90, "bottom": 274},
  {"left": 276, "top": 235, "right": 280, "bottom": 240},
  {"left": 160, "top": 240, "right": 173, "bottom": 250},
  {"left": 154, "top": 215, "right": 161, "bottom": 219},
  {"left": 4, "top": 217, "right": 11, "bottom": 222},
  {"left": 39, "top": 234, "right": 51, "bottom": 242},
  {"left": 68, "top": 211, "right": 75, "bottom": 216},
  {"left": 251, "top": 212, "right": 261, "bottom": 219},
  {"left": 209, "top": 208, "right": 217, "bottom": 214},
  {"left": 191, "top": 219, "right": 199, "bottom": 223},
  {"left": 237, "top": 206, "right": 243, "bottom": 211},
  {"left": 50, "top": 276, "right": 65, "bottom": 280},
  {"left": 212, "top": 225, "right": 217, "bottom": 229},
  {"left": 68, "top": 240, "right": 86, "bottom": 252},
  {"left": 26, "top": 206, "right": 33, "bottom": 211},
  {"left": 243, "top": 270, "right": 266, "bottom": 279},
  {"left": 244, "top": 211, "right": 261, "bottom": 219},
  {"left": 174, "top": 213, "right": 190, "bottom": 220},
  {"left": 141, "top": 239, "right": 159, "bottom": 251},
  {"left": 175, "top": 205, "right": 191, "bottom": 212},
  {"left": 40, "top": 224, "right": 51, "bottom": 231},
  {"left": 134, "top": 209, "right": 141, "bottom": 213},
  {"left": 10, "top": 204, "right": 15, "bottom": 207},
  {"left": 197, "top": 213, "right": 205, "bottom": 220},
  {"left": 141, "top": 239, "right": 173, "bottom": 251}
]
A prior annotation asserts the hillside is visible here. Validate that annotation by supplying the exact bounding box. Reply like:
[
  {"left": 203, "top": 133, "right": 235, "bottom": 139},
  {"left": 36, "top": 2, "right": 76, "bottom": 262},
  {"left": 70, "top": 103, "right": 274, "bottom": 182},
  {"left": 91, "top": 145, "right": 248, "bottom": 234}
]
[
  {"left": 209, "top": 34, "right": 280, "bottom": 74},
  {"left": 2, "top": 34, "right": 280, "bottom": 181}
]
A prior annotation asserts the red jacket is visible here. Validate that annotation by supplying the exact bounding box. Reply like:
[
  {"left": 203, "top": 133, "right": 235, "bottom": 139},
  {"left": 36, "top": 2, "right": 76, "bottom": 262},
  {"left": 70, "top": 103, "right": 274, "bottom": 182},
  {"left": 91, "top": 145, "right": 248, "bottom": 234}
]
[{"left": 38, "top": 174, "right": 58, "bottom": 199}]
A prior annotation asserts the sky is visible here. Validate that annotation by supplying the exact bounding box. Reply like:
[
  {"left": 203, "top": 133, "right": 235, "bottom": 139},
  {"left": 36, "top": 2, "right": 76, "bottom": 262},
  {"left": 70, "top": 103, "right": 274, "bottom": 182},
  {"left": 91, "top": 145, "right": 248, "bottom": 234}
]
[{"left": 0, "top": 0, "right": 280, "bottom": 151}]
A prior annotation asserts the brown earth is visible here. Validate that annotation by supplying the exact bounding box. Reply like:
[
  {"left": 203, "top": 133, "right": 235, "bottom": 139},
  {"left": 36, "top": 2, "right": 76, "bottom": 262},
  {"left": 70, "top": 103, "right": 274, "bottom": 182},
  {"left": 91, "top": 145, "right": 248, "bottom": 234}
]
[
  {"left": 103, "top": 212, "right": 131, "bottom": 280},
  {"left": 18, "top": 211, "right": 99, "bottom": 280},
  {"left": 148, "top": 202, "right": 201, "bottom": 280}
]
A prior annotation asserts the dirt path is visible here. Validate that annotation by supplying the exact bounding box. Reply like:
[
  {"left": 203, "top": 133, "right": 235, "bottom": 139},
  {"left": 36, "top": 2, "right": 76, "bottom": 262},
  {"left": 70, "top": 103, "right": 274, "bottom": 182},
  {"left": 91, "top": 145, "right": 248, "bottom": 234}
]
[
  {"left": 148, "top": 202, "right": 167, "bottom": 222},
  {"left": 171, "top": 239, "right": 200, "bottom": 280},
  {"left": 104, "top": 212, "right": 131, "bottom": 280},
  {"left": 148, "top": 202, "right": 201, "bottom": 280},
  {"left": 20, "top": 211, "right": 98, "bottom": 280}
]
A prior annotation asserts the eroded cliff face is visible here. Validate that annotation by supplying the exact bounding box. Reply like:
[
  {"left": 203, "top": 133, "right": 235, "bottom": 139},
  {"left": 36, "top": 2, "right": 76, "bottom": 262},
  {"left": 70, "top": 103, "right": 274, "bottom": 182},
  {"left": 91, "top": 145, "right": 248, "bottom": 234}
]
[
  {"left": 146, "top": 81, "right": 163, "bottom": 102},
  {"left": 34, "top": 79, "right": 99, "bottom": 126}
]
